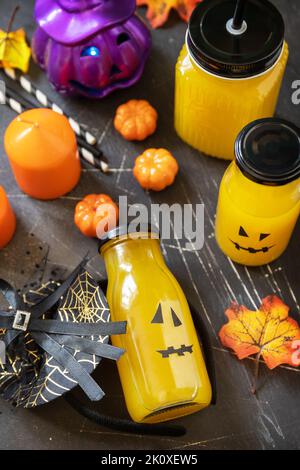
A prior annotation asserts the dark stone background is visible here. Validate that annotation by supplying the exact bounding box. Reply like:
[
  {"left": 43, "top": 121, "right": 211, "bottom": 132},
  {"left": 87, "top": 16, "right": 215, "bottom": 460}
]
[{"left": 0, "top": 0, "right": 299, "bottom": 450}]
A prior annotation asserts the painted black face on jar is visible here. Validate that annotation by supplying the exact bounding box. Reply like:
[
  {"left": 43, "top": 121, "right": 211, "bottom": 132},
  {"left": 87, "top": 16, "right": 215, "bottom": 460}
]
[
  {"left": 151, "top": 304, "right": 193, "bottom": 358},
  {"left": 230, "top": 226, "right": 275, "bottom": 254}
]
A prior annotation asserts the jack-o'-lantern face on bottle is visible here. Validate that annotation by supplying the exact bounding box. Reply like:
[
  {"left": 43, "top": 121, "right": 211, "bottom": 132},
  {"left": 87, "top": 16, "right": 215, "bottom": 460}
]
[
  {"left": 230, "top": 226, "right": 274, "bottom": 255},
  {"left": 151, "top": 303, "right": 193, "bottom": 359}
]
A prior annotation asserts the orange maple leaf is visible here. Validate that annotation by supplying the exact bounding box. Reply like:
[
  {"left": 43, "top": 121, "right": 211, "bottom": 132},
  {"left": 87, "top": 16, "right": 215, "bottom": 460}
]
[
  {"left": 137, "top": 0, "right": 202, "bottom": 28},
  {"left": 219, "top": 296, "right": 300, "bottom": 392}
]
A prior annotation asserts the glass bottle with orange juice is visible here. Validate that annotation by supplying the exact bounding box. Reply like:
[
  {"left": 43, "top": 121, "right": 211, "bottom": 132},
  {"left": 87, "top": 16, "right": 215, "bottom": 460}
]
[
  {"left": 215, "top": 118, "right": 300, "bottom": 266},
  {"left": 99, "top": 226, "right": 212, "bottom": 423},
  {"left": 175, "top": 0, "right": 289, "bottom": 160}
]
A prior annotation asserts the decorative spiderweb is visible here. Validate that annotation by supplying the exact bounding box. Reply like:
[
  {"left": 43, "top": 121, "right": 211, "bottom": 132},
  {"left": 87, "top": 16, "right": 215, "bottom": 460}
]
[
  {"left": 0, "top": 271, "right": 110, "bottom": 408},
  {"left": 59, "top": 271, "right": 109, "bottom": 325}
]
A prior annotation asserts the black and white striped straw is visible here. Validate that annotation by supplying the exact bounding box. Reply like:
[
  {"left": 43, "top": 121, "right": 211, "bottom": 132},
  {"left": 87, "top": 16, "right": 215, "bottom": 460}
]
[
  {"left": 0, "top": 83, "right": 109, "bottom": 173},
  {"left": 3, "top": 67, "right": 97, "bottom": 146}
]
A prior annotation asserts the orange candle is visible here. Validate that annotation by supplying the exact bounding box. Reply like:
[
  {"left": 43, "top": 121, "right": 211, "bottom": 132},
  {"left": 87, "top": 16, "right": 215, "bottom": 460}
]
[
  {"left": 4, "top": 109, "right": 81, "bottom": 200},
  {"left": 0, "top": 186, "right": 16, "bottom": 249}
]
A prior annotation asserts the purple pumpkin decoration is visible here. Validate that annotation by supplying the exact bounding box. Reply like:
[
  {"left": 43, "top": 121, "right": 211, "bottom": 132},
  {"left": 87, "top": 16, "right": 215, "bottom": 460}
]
[{"left": 32, "top": 0, "right": 151, "bottom": 98}]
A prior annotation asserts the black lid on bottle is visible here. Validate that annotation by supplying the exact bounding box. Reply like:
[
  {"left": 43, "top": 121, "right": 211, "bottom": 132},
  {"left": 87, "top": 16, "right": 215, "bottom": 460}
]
[
  {"left": 187, "top": 0, "right": 285, "bottom": 78},
  {"left": 98, "top": 224, "right": 160, "bottom": 249},
  {"left": 235, "top": 118, "right": 300, "bottom": 186}
]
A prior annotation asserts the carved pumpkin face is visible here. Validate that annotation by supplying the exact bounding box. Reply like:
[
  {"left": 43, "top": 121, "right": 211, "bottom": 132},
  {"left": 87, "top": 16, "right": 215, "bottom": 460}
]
[
  {"left": 32, "top": 15, "right": 151, "bottom": 98},
  {"left": 230, "top": 226, "right": 274, "bottom": 254}
]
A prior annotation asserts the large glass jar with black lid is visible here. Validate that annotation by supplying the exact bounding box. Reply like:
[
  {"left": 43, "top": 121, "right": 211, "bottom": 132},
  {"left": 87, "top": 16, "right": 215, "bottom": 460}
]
[{"left": 175, "top": 0, "right": 289, "bottom": 160}]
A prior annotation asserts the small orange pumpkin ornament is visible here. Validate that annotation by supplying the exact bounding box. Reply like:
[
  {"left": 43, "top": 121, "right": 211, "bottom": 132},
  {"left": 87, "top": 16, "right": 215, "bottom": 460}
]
[
  {"left": 74, "top": 194, "right": 119, "bottom": 238},
  {"left": 114, "top": 99, "right": 158, "bottom": 141},
  {"left": 133, "top": 148, "right": 179, "bottom": 191}
]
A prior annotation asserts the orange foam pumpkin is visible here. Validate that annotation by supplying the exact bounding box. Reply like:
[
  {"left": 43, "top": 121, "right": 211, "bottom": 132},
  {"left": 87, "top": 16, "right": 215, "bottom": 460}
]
[
  {"left": 133, "top": 148, "right": 179, "bottom": 191},
  {"left": 114, "top": 99, "right": 158, "bottom": 141},
  {"left": 74, "top": 194, "right": 119, "bottom": 238}
]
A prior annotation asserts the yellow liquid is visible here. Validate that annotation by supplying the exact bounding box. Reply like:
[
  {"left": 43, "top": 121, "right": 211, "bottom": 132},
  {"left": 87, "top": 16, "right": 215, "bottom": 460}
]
[
  {"left": 101, "top": 234, "right": 212, "bottom": 423},
  {"left": 215, "top": 163, "right": 300, "bottom": 266},
  {"left": 175, "top": 43, "right": 289, "bottom": 160}
]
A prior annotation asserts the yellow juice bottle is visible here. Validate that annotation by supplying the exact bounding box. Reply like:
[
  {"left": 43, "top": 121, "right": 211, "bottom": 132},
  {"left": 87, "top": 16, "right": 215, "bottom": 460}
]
[
  {"left": 99, "top": 227, "right": 212, "bottom": 423},
  {"left": 175, "top": 0, "right": 289, "bottom": 160},
  {"left": 215, "top": 118, "right": 300, "bottom": 266}
]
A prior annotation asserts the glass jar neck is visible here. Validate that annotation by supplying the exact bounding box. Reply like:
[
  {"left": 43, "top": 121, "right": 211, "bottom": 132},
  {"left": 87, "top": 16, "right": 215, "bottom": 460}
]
[{"left": 101, "top": 234, "right": 163, "bottom": 271}]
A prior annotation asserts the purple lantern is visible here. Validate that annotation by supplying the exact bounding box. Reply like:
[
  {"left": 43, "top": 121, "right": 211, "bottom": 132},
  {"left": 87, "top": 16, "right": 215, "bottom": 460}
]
[{"left": 32, "top": 0, "right": 151, "bottom": 98}]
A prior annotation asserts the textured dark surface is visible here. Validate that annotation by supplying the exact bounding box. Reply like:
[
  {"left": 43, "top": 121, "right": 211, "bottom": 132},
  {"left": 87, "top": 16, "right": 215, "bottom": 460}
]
[{"left": 0, "top": 0, "right": 300, "bottom": 451}]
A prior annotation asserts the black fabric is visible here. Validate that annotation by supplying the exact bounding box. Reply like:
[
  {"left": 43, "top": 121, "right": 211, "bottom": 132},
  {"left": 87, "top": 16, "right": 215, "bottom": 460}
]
[
  {"left": 0, "top": 316, "right": 126, "bottom": 337},
  {"left": 0, "top": 280, "right": 23, "bottom": 346},
  {"left": 53, "top": 335, "right": 124, "bottom": 360},
  {"left": 32, "top": 331, "right": 105, "bottom": 401},
  {"left": 0, "top": 261, "right": 126, "bottom": 403},
  {"left": 0, "top": 280, "right": 19, "bottom": 310},
  {"left": 2, "top": 257, "right": 88, "bottom": 348},
  {"left": 28, "top": 319, "right": 127, "bottom": 336}
]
